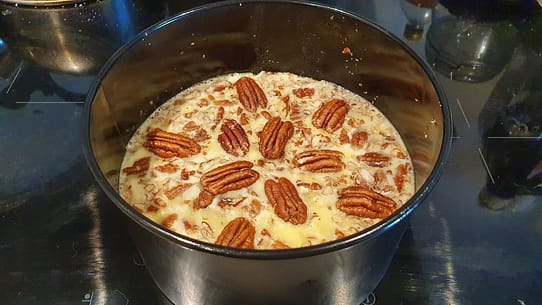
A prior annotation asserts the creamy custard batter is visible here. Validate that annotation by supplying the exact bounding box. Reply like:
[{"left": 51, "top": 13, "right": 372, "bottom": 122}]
[{"left": 119, "top": 72, "right": 414, "bottom": 250}]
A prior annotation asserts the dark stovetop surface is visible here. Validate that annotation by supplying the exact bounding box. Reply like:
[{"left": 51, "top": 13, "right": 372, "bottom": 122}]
[{"left": 1, "top": 0, "right": 541, "bottom": 304}]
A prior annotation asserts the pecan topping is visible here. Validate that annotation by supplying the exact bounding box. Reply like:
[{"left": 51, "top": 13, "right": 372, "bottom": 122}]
[
  {"left": 183, "top": 121, "right": 199, "bottom": 132},
  {"left": 200, "top": 161, "right": 260, "bottom": 195},
  {"left": 358, "top": 152, "right": 390, "bottom": 167},
  {"left": 180, "top": 168, "right": 194, "bottom": 180},
  {"left": 394, "top": 163, "right": 409, "bottom": 193},
  {"left": 215, "top": 217, "right": 255, "bottom": 249},
  {"left": 165, "top": 183, "right": 193, "bottom": 200},
  {"left": 217, "top": 197, "right": 246, "bottom": 208},
  {"left": 193, "top": 191, "right": 215, "bottom": 210},
  {"left": 161, "top": 214, "right": 178, "bottom": 228},
  {"left": 147, "top": 198, "right": 167, "bottom": 212},
  {"left": 240, "top": 198, "right": 262, "bottom": 218},
  {"left": 259, "top": 117, "right": 294, "bottom": 159},
  {"left": 239, "top": 112, "right": 249, "bottom": 125},
  {"left": 122, "top": 157, "right": 150, "bottom": 175},
  {"left": 336, "top": 186, "right": 397, "bottom": 219},
  {"left": 312, "top": 99, "right": 349, "bottom": 133},
  {"left": 193, "top": 128, "right": 210, "bottom": 142},
  {"left": 234, "top": 77, "right": 267, "bottom": 112},
  {"left": 271, "top": 240, "right": 290, "bottom": 249},
  {"left": 155, "top": 163, "right": 179, "bottom": 173},
  {"left": 339, "top": 129, "right": 350, "bottom": 144},
  {"left": 293, "top": 150, "right": 345, "bottom": 173},
  {"left": 218, "top": 119, "right": 250, "bottom": 157},
  {"left": 292, "top": 88, "right": 314, "bottom": 98},
  {"left": 351, "top": 131, "right": 368, "bottom": 149},
  {"left": 261, "top": 110, "right": 273, "bottom": 120},
  {"left": 264, "top": 177, "right": 307, "bottom": 225},
  {"left": 296, "top": 181, "right": 323, "bottom": 190},
  {"left": 143, "top": 128, "right": 201, "bottom": 158}
]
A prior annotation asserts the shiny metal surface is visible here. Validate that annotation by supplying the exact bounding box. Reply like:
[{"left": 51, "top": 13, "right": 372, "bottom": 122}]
[
  {"left": 1, "top": 0, "right": 541, "bottom": 305},
  {"left": 0, "top": 0, "right": 164, "bottom": 75},
  {"left": 83, "top": 2, "right": 450, "bottom": 304},
  {"left": 0, "top": 0, "right": 86, "bottom": 6}
]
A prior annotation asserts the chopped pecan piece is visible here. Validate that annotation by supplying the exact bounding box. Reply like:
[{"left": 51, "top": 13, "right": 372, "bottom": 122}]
[
  {"left": 193, "top": 191, "right": 215, "bottom": 210},
  {"left": 155, "top": 163, "right": 179, "bottom": 173},
  {"left": 183, "top": 121, "right": 199, "bottom": 132},
  {"left": 312, "top": 99, "right": 349, "bottom": 133},
  {"left": 122, "top": 157, "right": 150, "bottom": 175},
  {"left": 245, "top": 199, "right": 262, "bottom": 218},
  {"left": 358, "top": 152, "right": 391, "bottom": 167},
  {"left": 215, "top": 217, "right": 255, "bottom": 249},
  {"left": 143, "top": 128, "right": 201, "bottom": 158},
  {"left": 213, "top": 99, "right": 236, "bottom": 106},
  {"left": 161, "top": 214, "right": 178, "bottom": 228},
  {"left": 293, "top": 149, "right": 345, "bottom": 173},
  {"left": 147, "top": 198, "right": 167, "bottom": 212},
  {"left": 213, "top": 82, "right": 231, "bottom": 92},
  {"left": 239, "top": 112, "right": 249, "bottom": 125},
  {"left": 296, "top": 181, "right": 323, "bottom": 190},
  {"left": 260, "top": 110, "right": 272, "bottom": 120},
  {"left": 217, "top": 197, "right": 246, "bottom": 208},
  {"left": 351, "top": 131, "right": 368, "bottom": 149},
  {"left": 234, "top": 77, "right": 267, "bottom": 112},
  {"left": 271, "top": 240, "right": 290, "bottom": 249},
  {"left": 218, "top": 119, "right": 250, "bottom": 157},
  {"left": 200, "top": 161, "right": 260, "bottom": 195},
  {"left": 259, "top": 117, "right": 294, "bottom": 159},
  {"left": 289, "top": 102, "right": 304, "bottom": 121},
  {"left": 339, "top": 129, "right": 350, "bottom": 144},
  {"left": 394, "top": 163, "right": 409, "bottom": 193},
  {"left": 264, "top": 177, "right": 307, "bottom": 225},
  {"left": 336, "top": 186, "right": 397, "bottom": 219},
  {"left": 165, "top": 183, "right": 193, "bottom": 200},
  {"left": 181, "top": 168, "right": 194, "bottom": 180},
  {"left": 335, "top": 229, "right": 346, "bottom": 239},
  {"left": 193, "top": 128, "right": 210, "bottom": 142},
  {"left": 212, "top": 106, "right": 225, "bottom": 130},
  {"left": 292, "top": 88, "right": 315, "bottom": 98}
]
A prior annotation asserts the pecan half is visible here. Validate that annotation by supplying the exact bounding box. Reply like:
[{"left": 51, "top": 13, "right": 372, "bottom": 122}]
[
  {"left": 336, "top": 186, "right": 397, "bottom": 219},
  {"left": 259, "top": 117, "right": 294, "bottom": 159},
  {"left": 312, "top": 99, "right": 349, "bottom": 133},
  {"left": 216, "top": 217, "right": 255, "bottom": 249},
  {"left": 293, "top": 149, "right": 345, "bottom": 173},
  {"left": 264, "top": 177, "right": 307, "bottom": 225},
  {"left": 358, "top": 152, "right": 391, "bottom": 167},
  {"left": 122, "top": 157, "right": 150, "bottom": 175},
  {"left": 143, "top": 128, "right": 201, "bottom": 158},
  {"left": 234, "top": 77, "right": 267, "bottom": 112},
  {"left": 200, "top": 161, "right": 260, "bottom": 195},
  {"left": 193, "top": 191, "right": 215, "bottom": 210},
  {"left": 218, "top": 119, "right": 250, "bottom": 157}
]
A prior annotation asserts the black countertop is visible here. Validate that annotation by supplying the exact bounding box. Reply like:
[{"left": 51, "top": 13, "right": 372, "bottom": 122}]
[{"left": 1, "top": 0, "right": 541, "bottom": 304}]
